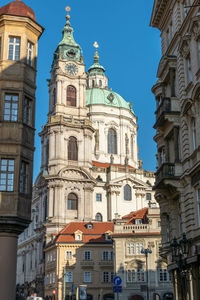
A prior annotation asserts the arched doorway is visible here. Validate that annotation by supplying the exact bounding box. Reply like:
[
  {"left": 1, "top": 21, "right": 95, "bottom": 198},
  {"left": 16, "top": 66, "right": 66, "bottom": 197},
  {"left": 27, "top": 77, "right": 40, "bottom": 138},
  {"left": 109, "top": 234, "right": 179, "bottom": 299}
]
[{"left": 130, "top": 296, "right": 144, "bottom": 300}]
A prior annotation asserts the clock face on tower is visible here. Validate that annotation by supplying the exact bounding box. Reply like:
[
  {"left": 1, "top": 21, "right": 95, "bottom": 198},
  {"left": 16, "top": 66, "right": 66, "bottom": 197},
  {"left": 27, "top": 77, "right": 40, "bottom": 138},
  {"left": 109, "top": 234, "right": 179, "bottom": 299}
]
[{"left": 65, "top": 63, "right": 78, "bottom": 76}]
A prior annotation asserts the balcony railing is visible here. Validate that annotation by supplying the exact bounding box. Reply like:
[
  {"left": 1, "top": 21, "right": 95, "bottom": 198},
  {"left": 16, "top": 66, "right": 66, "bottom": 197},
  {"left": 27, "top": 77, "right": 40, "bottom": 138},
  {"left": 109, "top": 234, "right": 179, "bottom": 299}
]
[
  {"left": 99, "top": 260, "right": 113, "bottom": 266},
  {"left": 80, "top": 260, "right": 94, "bottom": 267},
  {"left": 156, "top": 163, "right": 175, "bottom": 184}
]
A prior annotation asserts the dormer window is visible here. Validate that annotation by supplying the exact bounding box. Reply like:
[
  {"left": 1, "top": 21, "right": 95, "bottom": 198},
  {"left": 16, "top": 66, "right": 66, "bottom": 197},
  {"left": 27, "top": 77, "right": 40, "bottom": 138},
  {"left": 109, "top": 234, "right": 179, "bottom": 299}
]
[
  {"left": 86, "top": 223, "right": 93, "bottom": 229},
  {"left": 105, "top": 233, "right": 111, "bottom": 241},
  {"left": 135, "top": 219, "right": 143, "bottom": 225},
  {"left": 75, "top": 230, "right": 83, "bottom": 241},
  {"left": 76, "top": 234, "right": 81, "bottom": 240}
]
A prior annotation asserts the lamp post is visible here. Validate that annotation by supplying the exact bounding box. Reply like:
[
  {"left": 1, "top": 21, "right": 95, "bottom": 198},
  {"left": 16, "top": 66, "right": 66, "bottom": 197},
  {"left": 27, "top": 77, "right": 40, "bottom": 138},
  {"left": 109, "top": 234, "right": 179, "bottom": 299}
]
[
  {"left": 141, "top": 248, "right": 152, "bottom": 300},
  {"left": 170, "top": 233, "right": 190, "bottom": 300}
]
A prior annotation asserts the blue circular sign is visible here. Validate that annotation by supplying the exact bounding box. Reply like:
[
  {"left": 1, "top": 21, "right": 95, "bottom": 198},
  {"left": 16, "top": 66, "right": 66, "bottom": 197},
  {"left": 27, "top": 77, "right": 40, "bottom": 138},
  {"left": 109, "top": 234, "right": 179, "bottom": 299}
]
[{"left": 113, "top": 276, "right": 122, "bottom": 286}]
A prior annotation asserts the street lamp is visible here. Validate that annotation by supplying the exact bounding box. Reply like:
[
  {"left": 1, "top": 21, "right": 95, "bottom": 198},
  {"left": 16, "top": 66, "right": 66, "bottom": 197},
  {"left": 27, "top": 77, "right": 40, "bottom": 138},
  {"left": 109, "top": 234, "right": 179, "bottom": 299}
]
[
  {"left": 141, "top": 248, "right": 152, "bottom": 300},
  {"left": 170, "top": 233, "right": 190, "bottom": 300}
]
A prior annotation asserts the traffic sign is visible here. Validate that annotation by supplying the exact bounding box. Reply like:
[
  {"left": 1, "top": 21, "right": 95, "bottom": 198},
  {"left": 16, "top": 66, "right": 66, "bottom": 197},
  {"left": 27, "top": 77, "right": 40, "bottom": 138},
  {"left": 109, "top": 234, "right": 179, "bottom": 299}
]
[
  {"left": 52, "top": 290, "right": 56, "bottom": 295},
  {"left": 113, "top": 286, "right": 122, "bottom": 293},
  {"left": 113, "top": 276, "right": 122, "bottom": 286}
]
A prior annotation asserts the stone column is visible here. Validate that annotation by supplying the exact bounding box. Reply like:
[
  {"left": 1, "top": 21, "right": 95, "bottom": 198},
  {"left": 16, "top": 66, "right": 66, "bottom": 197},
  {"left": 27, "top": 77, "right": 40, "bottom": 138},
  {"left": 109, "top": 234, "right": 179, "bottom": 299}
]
[
  {"left": 57, "top": 80, "right": 62, "bottom": 104},
  {"left": 107, "top": 189, "right": 112, "bottom": 221},
  {"left": 49, "top": 131, "right": 54, "bottom": 160},
  {"left": 0, "top": 233, "right": 18, "bottom": 300}
]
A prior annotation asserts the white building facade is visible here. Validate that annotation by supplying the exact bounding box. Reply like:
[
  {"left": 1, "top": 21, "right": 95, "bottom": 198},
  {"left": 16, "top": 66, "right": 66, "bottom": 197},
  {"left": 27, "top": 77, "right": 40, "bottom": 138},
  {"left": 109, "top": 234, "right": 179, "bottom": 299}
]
[
  {"left": 17, "top": 10, "right": 156, "bottom": 298},
  {"left": 151, "top": 0, "right": 200, "bottom": 299}
]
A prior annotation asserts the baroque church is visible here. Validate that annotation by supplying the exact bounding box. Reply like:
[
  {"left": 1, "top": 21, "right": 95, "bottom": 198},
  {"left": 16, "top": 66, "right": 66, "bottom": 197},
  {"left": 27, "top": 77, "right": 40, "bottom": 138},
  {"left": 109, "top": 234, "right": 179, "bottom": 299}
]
[{"left": 17, "top": 8, "right": 156, "bottom": 293}]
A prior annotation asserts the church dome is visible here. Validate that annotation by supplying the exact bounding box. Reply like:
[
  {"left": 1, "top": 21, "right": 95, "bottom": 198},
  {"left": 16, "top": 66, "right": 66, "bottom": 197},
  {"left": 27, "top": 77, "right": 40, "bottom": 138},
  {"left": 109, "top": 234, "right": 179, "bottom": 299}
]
[
  {"left": 0, "top": 0, "right": 36, "bottom": 21},
  {"left": 86, "top": 88, "right": 134, "bottom": 114}
]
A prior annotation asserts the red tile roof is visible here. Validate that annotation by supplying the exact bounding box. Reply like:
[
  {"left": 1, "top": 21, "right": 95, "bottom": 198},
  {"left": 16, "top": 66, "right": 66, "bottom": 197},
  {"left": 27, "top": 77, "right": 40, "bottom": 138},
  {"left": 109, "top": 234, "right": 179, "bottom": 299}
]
[
  {"left": 92, "top": 161, "right": 134, "bottom": 169},
  {"left": 54, "top": 222, "right": 114, "bottom": 244},
  {"left": 0, "top": 1, "right": 36, "bottom": 21},
  {"left": 122, "top": 207, "right": 148, "bottom": 224}
]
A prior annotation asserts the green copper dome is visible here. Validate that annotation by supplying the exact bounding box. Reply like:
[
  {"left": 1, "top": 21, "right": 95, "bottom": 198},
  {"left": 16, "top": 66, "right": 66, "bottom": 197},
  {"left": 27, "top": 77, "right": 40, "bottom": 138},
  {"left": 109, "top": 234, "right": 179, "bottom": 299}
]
[
  {"left": 53, "top": 14, "right": 82, "bottom": 63},
  {"left": 86, "top": 88, "right": 134, "bottom": 114}
]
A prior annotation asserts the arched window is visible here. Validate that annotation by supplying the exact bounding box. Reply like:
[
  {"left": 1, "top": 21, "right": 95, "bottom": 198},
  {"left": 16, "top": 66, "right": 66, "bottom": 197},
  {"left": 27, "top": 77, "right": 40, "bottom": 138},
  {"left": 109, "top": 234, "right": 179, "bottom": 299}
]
[
  {"left": 95, "top": 213, "right": 103, "bottom": 222},
  {"left": 68, "top": 136, "right": 78, "bottom": 161},
  {"left": 67, "top": 85, "right": 76, "bottom": 107},
  {"left": 67, "top": 193, "right": 78, "bottom": 210},
  {"left": 99, "top": 80, "right": 102, "bottom": 87},
  {"left": 124, "top": 184, "right": 132, "bottom": 201},
  {"left": 108, "top": 129, "right": 117, "bottom": 154},
  {"left": 92, "top": 80, "right": 95, "bottom": 88}
]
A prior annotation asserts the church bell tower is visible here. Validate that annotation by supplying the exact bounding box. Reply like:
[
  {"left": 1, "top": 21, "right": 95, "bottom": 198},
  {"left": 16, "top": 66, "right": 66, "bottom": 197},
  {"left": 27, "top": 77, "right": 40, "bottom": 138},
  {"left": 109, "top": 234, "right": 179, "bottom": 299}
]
[{"left": 39, "top": 7, "right": 95, "bottom": 238}]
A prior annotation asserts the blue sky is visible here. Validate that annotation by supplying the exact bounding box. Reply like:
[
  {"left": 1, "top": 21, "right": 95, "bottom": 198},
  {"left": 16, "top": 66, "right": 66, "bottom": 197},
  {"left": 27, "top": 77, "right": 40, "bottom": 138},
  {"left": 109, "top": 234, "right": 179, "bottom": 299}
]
[{"left": 2, "top": 0, "right": 161, "bottom": 181}]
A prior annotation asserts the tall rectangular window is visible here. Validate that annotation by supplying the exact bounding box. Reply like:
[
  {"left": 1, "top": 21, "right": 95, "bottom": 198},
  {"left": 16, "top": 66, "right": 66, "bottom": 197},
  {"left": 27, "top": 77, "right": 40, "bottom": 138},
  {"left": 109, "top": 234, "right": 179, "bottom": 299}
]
[
  {"left": 159, "top": 269, "right": 170, "bottom": 282},
  {"left": 4, "top": 94, "right": 18, "bottom": 122},
  {"left": 126, "top": 242, "right": 135, "bottom": 255},
  {"left": 84, "top": 251, "right": 91, "bottom": 260},
  {"left": 8, "top": 37, "right": 20, "bottom": 60},
  {"left": 19, "top": 161, "right": 29, "bottom": 194},
  {"left": 66, "top": 251, "right": 72, "bottom": 260},
  {"left": 102, "top": 251, "right": 109, "bottom": 261},
  {"left": 27, "top": 41, "right": 34, "bottom": 66},
  {"left": 0, "top": 159, "right": 15, "bottom": 191},
  {"left": 136, "top": 242, "right": 144, "bottom": 254},
  {"left": 23, "top": 97, "right": 32, "bottom": 125},
  {"left": 146, "top": 193, "right": 151, "bottom": 201},
  {"left": 66, "top": 271, "right": 73, "bottom": 283},
  {"left": 96, "top": 193, "right": 102, "bottom": 202},
  {"left": 103, "top": 272, "right": 109, "bottom": 283},
  {"left": 127, "top": 270, "right": 136, "bottom": 282},
  {"left": 84, "top": 272, "right": 91, "bottom": 283},
  {"left": 137, "top": 269, "right": 145, "bottom": 282}
]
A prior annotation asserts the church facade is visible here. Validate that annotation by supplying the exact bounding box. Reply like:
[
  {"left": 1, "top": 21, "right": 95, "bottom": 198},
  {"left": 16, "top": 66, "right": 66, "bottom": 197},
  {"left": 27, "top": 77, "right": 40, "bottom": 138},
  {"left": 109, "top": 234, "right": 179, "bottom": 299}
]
[{"left": 16, "top": 9, "right": 156, "bottom": 297}]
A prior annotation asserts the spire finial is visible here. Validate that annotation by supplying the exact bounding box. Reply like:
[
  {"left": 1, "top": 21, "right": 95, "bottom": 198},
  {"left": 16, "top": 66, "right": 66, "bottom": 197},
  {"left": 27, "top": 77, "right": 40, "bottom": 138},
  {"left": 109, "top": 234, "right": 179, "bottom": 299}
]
[
  {"left": 93, "top": 41, "right": 99, "bottom": 63},
  {"left": 65, "top": 6, "right": 71, "bottom": 21}
]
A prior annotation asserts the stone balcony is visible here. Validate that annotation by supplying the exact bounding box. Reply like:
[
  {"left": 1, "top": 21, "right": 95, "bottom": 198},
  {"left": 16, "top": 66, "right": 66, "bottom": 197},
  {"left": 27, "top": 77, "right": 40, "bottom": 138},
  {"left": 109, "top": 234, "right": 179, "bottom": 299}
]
[
  {"left": 155, "top": 162, "right": 182, "bottom": 187},
  {"left": 80, "top": 260, "right": 94, "bottom": 268},
  {"left": 114, "top": 224, "right": 151, "bottom": 234},
  {"left": 154, "top": 97, "right": 180, "bottom": 128},
  {"left": 98, "top": 260, "right": 113, "bottom": 267}
]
